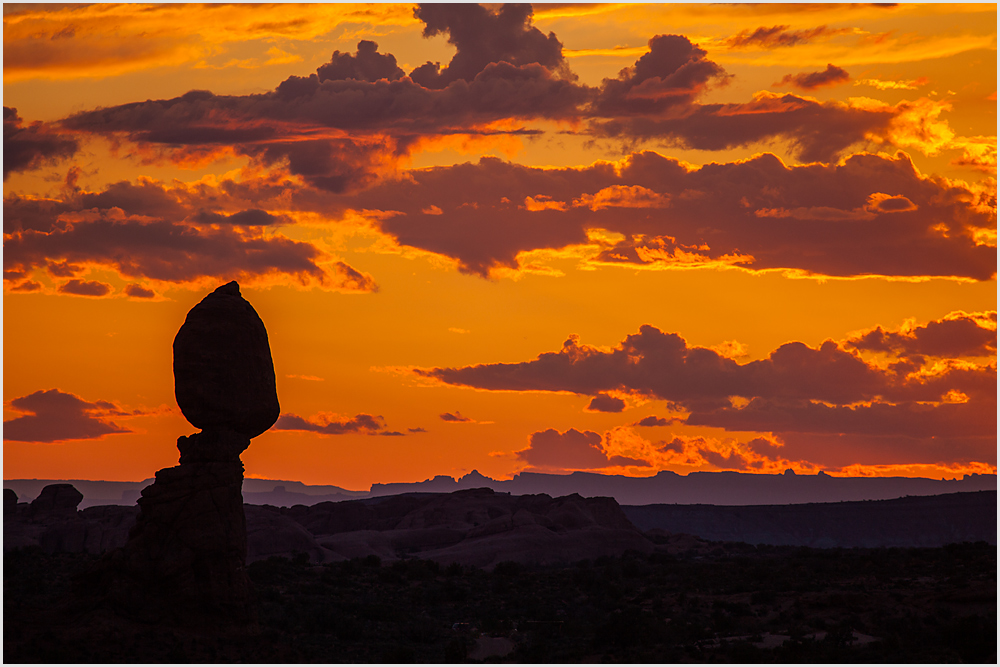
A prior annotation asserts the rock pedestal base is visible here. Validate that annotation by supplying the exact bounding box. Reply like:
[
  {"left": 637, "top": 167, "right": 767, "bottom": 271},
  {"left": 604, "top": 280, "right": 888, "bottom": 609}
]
[{"left": 110, "top": 459, "right": 253, "bottom": 626}]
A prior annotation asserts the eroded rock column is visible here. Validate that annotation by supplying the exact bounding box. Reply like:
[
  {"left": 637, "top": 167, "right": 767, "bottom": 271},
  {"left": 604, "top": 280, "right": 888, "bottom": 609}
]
[{"left": 111, "top": 281, "right": 279, "bottom": 625}]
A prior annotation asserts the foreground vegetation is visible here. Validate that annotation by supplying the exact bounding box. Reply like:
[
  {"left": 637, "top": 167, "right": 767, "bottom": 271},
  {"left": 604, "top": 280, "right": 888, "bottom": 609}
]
[{"left": 5, "top": 541, "right": 995, "bottom": 662}]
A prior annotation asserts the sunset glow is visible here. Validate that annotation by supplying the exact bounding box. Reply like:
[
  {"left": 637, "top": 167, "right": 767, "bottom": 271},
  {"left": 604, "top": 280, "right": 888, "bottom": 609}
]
[{"left": 4, "top": 3, "right": 996, "bottom": 489}]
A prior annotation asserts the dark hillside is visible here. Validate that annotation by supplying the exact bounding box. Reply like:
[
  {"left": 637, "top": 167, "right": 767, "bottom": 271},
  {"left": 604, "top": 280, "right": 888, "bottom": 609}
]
[{"left": 623, "top": 491, "right": 996, "bottom": 548}]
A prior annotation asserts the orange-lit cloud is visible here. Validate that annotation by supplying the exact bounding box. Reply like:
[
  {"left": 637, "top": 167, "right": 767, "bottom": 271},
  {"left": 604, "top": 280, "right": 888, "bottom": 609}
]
[
  {"left": 724, "top": 25, "right": 851, "bottom": 50},
  {"left": 341, "top": 150, "right": 995, "bottom": 280},
  {"left": 773, "top": 63, "right": 850, "bottom": 91},
  {"left": 3, "top": 107, "right": 78, "bottom": 179},
  {"left": 3, "top": 388, "right": 152, "bottom": 443},
  {"left": 274, "top": 412, "right": 401, "bottom": 436},
  {"left": 419, "top": 312, "right": 996, "bottom": 466},
  {"left": 515, "top": 428, "right": 649, "bottom": 470},
  {"left": 2, "top": 3, "right": 418, "bottom": 81}
]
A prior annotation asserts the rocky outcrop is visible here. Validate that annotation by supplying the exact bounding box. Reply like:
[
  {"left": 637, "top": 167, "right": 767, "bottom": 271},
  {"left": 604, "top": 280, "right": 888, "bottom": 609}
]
[
  {"left": 270, "top": 488, "right": 655, "bottom": 568},
  {"left": 4, "top": 488, "right": 18, "bottom": 515},
  {"left": 4, "top": 483, "right": 139, "bottom": 554},
  {"left": 29, "top": 483, "right": 83, "bottom": 519},
  {"left": 107, "top": 281, "right": 279, "bottom": 627}
]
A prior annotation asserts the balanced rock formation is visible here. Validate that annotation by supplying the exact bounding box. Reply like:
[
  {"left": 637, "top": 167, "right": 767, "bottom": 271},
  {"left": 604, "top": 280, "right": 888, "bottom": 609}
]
[{"left": 110, "top": 281, "right": 278, "bottom": 625}]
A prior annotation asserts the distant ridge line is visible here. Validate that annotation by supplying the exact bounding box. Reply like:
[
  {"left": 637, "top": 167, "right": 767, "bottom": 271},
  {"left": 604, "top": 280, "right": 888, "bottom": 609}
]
[{"left": 5, "top": 470, "right": 996, "bottom": 508}]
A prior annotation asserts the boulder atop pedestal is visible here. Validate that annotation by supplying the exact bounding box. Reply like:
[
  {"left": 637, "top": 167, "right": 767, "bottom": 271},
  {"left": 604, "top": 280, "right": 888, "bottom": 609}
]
[{"left": 173, "top": 281, "right": 279, "bottom": 440}]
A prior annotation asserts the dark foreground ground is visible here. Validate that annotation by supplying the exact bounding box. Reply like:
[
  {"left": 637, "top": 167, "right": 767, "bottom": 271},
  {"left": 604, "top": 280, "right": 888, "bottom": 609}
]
[{"left": 4, "top": 541, "right": 995, "bottom": 663}]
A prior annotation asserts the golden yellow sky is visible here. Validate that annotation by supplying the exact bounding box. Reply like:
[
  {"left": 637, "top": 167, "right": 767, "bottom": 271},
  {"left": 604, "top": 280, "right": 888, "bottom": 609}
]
[{"left": 3, "top": 3, "right": 996, "bottom": 488}]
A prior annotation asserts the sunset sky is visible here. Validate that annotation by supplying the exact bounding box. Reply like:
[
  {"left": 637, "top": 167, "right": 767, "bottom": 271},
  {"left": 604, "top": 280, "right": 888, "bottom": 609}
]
[{"left": 3, "top": 3, "right": 996, "bottom": 490}]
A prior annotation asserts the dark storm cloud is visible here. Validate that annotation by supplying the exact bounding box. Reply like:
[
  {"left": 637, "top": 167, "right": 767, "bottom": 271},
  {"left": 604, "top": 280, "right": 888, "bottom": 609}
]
[
  {"left": 410, "top": 3, "right": 568, "bottom": 88},
  {"left": 347, "top": 150, "right": 995, "bottom": 280},
  {"left": 3, "top": 388, "right": 133, "bottom": 442},
  {"left": 274, "top": 412, "right": 388, "bottom": 435},
  {"left": 585, "top": 393, "right": 626, "bottom": 413},
  {"left": 317, "top": 40, "right": 405, "bottom": 83},
  {"left": 515, "top": 428, "right": 648, "bottom": 469},
  {"left": 3, "top": 107, "right": 79, "bottom": 180},
  {"left": 774, "top": 63, "right": 850, "bottom": 90},
  {"left": 57, "top": 278, "right": 113, "bottom": 297},
  {"left": 846, "top": 311, "right": 997, "bottom": 359},
  {"left": 725, "top": 25, "right": 849, "bottom": 50}
]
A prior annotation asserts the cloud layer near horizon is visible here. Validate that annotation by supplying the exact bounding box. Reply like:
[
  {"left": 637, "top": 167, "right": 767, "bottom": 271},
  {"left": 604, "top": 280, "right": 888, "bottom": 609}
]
[{"left": 419, "top": 311, "right": 997, "bottom": 466}]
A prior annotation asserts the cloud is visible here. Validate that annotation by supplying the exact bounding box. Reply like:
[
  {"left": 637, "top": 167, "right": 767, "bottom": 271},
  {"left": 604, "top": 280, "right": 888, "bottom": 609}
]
[
  {"left": 3, "top": 180, "right": 379, "bottom": 292},
  {"left": 123, "top": 283, "right": 156, "bottom": 299},
  {"left": 592, "top": 34, "right": 728, "bottom": 116},
  {"left": 633, "top": 415, "right": 679, "bottom": 427},
  {"left": 191, "top": 208, "right": 286, "bottom": 226},
  {"left": 725, "top": 25, "right": 850, "bottom": 50},
  {"left": 774, "top": 64, "right": 850, "bottom": 91},
  {"left": 410, "top": 3, "right": 569, "bottom": 88},
  {"left": 586, "top": 393, "right": 626, "bottom": 413},
  {"left": 3, "top": 388, "right": 136, "bottom": 442},
  {"left": 347, "top": 150, "right": 995, "bottom": 281},
  {"left": 3, "top": 107, "right": 78, "bottom": 179},
  {"left": 273, "top": 412, "right": 391, "bottom": 435},
  {"left": 57, "top": 278, "right": 113, "bottom": 297},
  {"left": 317, "top": 40, "right": 405, "bottom": 83},
  {"left": 1, "top": 4, "right": 417, "bottom": 81},
  {"left": 846, "top": 311, "right": 997, "bottom": 359},
  {"left": 440, "top": 411, "right": 473, "bottom": 422},
  {"left": 855, "top": 77, "right": 928, "bottom": 91},
  {"left": 589, "top": 91, "right": 894, "bottom": 163},
  {"left": 515, "top": 428, "right": 647, "bottom": 470},
  {"left": 418, "top": 314, "right": 996, "bottom": 463}
]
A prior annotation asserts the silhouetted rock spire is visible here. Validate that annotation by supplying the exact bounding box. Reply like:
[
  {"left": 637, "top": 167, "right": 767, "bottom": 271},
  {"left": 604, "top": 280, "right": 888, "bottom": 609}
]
[{"left": 109, "top": 281, "right": 278, "bottom": 626}]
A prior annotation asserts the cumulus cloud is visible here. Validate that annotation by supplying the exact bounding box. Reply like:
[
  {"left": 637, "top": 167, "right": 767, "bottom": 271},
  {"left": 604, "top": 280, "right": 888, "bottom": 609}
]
[
  {"left": 846, "top": 311, "right": 997, "bottom": 360},
  {"left": 410, "top": 3, "right": 569, "bottom": 88},
  {"left": 3, "top": 180, "right": 379, "bottom": 292},
  {"left": 3, "top": 388, "right": 137, "bottom": 442},
  {"left": 3, "top": 107, "right": 79, "bottom": 180},
  {"left": 273, "top": 412, "right": 393, "bottom": 435},
  {"left": 592, "top": 34, "right": 728, "bottom": 116},
  {"left": 317, "top": 40, "right": 404, "bottom": 83},
  {"left": 419, "top": 313, "right": 996, "bottom": 463},
  {"left": 346, "top": 150, "right": 995, "bottom": 280},
  {"left": 774, "top": 64, "right": 850, "bottom": 91},
  {"left": 515, "top": 428, "right": 648, "bottom": 469}
]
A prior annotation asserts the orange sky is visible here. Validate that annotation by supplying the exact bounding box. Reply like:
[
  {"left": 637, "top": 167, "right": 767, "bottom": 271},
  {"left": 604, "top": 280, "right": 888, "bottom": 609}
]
[{"left": 3, "top": 3, "right": 996, "bottom": 489}]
